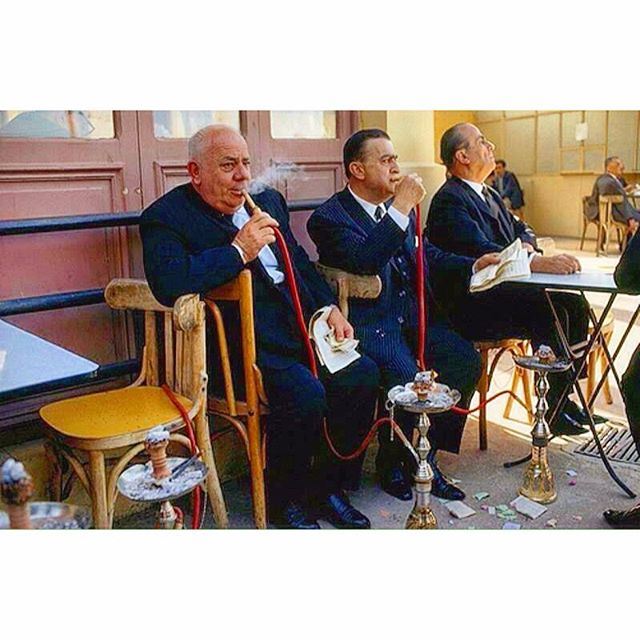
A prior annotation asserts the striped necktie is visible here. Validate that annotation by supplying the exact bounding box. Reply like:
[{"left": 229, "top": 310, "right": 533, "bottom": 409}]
[{"left": 374, "top": 205, "right": 384, "bottom": 222}]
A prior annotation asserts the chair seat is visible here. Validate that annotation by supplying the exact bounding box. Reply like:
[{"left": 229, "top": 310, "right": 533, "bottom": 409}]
[{"left": 40, "top": 386, "right": 193, "bottom": 440}]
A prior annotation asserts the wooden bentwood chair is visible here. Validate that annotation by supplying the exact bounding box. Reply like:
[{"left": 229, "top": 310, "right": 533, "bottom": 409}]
[
  {"left": 599, "top": 195, "right": 628, "bottom": 256},
  {"left": 40, "top": 279, "right": 228, "bottom": 529}
]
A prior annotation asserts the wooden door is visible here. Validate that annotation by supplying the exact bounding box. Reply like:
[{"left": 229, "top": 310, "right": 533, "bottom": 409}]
[{"left": 0, "top": 111, "right": 142, "bottom": 365}]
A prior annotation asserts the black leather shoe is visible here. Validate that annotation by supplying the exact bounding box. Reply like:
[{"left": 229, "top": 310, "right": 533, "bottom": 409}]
[
  {"left": 603, "top": 504, "right": 640, "bottom": 528},
  {"left": 427, "top": 451, "right": 465, "bottom": 501},
  {"left": 551, "top": 412, "right": 589, "bottom": 437},
  {"left": 270, "top": 501, "right": 320, "bottom": 529},
  {"left": 321, "top": 492, "right": 371, "bottom": 529},
  {"left": 378, "top": 465, "right": 412, "bottom": 501},
  {"left": 564, "top": 401, "right": 607, "bottom": 425}
]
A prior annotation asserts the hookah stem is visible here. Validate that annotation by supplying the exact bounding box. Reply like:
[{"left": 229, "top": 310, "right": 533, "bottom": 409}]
[{"left": 161, "top": 383, "right": 202, "bottom": 529}]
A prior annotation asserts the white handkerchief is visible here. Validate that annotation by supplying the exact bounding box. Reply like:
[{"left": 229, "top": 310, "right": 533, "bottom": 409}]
[{"left": 308, "top": 306, "right": 361, "bottom": 374}]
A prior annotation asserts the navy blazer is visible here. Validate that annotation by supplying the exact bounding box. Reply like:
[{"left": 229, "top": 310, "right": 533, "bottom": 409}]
[
  {"left": 426, "top": 176, "right": 538, "bottom": 258},
  {"left": 141, "top": 183, "right": 335, "bottom": 369},
  {"left": 307, "top": 188, "right": 474, "bottom": 345},
  {"left": 495, "top": 171, "right": 525, "bottom": 209},
  {"left": 615, "top": 228, "right": 640, "bottom": 294}
]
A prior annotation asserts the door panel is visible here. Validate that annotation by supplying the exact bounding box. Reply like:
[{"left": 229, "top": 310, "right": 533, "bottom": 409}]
[{"left": 0, "top": 111, "right": 142, "bottom": 364}]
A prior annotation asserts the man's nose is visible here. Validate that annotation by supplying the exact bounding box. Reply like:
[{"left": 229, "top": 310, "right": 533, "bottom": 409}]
[
  {"left": 487, "top": 139, "right": 496, "bottom": 152},
  {"left": 235, "top": 165, "right": 251, "bottom": 181}
]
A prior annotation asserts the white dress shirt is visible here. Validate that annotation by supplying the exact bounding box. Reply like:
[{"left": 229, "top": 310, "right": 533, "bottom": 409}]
[
  {"left": 231, "top": 205, "right": 284, "bottom": 284},
  {"left": 348, "top": 186, "right": 410, "bottom": 231}
]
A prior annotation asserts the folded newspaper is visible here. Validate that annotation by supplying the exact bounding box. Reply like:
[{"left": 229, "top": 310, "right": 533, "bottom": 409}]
[
  {"left": 469, "top": 238, "right": 531, "bottom": 293},
  {"left": 308, "top": 306, "right": 361, "bottom": 374}
]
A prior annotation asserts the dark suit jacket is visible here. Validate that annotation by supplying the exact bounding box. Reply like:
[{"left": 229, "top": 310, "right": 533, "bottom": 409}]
[
  {"left": 495, "top": 171, "right": 524, "bottom": 209},
  {"left": 426, "top": 176, "right": 538, "bottom": 258},
  {"left": 615, "top": 228, "right": 640, "bottom": 293},
  {"left": 140, "top": 183, "right": 335, "bottom": 370},
  {"left": 586, "top": 173, "right": 640, "bottom": 223},
  {"left": 307, "top": 188, "right": 474, "bottom": 349}
]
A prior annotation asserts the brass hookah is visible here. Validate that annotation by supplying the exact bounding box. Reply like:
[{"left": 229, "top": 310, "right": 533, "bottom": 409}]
[
  {"left": 1, "top": 458, "right": 90, "bottom": 529},
  {"left": 117, "top": 427, "right": 208, "bottom": 529},
  {"left": 514, "top": 345, "right": 570, "bottom": 504},
  {"left": 386, "top": 370, "right": 461, "bottom": 529}
]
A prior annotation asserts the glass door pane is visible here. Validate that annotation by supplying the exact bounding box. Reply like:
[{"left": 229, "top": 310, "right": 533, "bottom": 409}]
[{"left": 270, "top": 111, "right": 336, "bottom": 139}]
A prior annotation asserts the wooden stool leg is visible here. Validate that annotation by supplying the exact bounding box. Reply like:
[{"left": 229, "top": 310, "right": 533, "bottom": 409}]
[
  {"left": 88, "top": 451, "right": 110, "bottom": 529},
  {"left": 600, "top": 340, "right": 614, "bottom": 405},
  {"left": 247, "top": 411, "right": 267, "bottom": 528},
  {"left": 478, "top": 349, "right": 489, "bottom": 451},
  {"left": 44, "top": 440, "right": 63, "bottom": 502},
  {"left": 503, "top": 367, "right": 520, "bottom": 420},
  {"left": 587, "top": 349, "right": 596, "bottom": 402},
  {"left": 196, "top": 412, "right": 229, "bottom": 529}
]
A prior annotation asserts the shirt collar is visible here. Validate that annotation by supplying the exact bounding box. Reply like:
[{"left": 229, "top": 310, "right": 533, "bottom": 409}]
[
  {"left": 348, "top": 186, "right": 387, "bottom": 220},
  {"left": 461, "top": 178, "right": 487, "bottom": 199}
]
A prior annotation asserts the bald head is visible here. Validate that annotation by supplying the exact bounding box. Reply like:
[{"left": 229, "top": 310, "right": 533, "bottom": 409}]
[{"left": 187, "top": 125, "right": 251, "bottom": 214}]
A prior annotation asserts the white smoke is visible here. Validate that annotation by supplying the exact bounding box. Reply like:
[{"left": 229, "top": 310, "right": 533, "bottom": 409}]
[{"left": 248, "top": 162, "right": 307, "bottom": 195}]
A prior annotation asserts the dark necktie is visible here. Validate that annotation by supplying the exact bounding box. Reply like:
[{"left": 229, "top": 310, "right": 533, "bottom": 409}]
[
  {"left": 482, "top": 186, "right": 503, "bottom": 220},
  {"left": 374, "top": 205, "right": 384, "bottom": 222}
]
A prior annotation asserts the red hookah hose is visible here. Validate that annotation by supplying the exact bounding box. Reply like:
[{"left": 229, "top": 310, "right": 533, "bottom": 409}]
[
  {"left": 161, "top": 383, "right": 202, "bottom": 529},
  {"left": 415, "top": 203, "right": 427, "bottom": 370}
]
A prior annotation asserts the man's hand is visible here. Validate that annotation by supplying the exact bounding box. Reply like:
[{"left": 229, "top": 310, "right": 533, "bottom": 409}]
[
  {"left": 472, "top": 252, "right": 501, "bottom": 273},
  {"left": 327, "top": 306, "right": 354, "bottom": 341},
  {"left": 233, "top": 210, "right": 279, "bottom": 262},
  {"left": 531, "top": 254, "right": 581, "bottom": 275},
  {"left": 521, "top": 242, "right": 535, "bottom": 253},
  {"left": 392, "top": 174, "right": 427, "bottom": 215}
]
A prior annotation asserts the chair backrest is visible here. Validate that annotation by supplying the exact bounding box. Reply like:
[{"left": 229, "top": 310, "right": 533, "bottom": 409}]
[
  {"left": 599, "top": 194, "right": 625, "bottom": 224},
  {"left": 204, "top": 270, "right": 265, "bottom": 417},
  {"left": 104, "top": 279, "right": 206, "bottom": 402},
  {"left": 315, "top": 263, "right": 382, "bottom": 319}
]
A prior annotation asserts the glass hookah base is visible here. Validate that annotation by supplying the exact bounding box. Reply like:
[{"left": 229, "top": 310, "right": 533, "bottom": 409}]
[
  {"left": 519, "top": 446, "right": 557, "bottom": 504},
  {"left": 405, "top": 504, "right": 438, "bottom": 529}
]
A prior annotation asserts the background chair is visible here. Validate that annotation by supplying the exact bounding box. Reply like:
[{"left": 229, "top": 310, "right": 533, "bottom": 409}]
[
  {"left": 580, "top": 195, "right": 604, "bottom": 255},
  {"left": 40, "top": 279, "right": 228, "bottom": 529},
  {"left": 599, "top": 195, "right": 627, "bottom": 256},
  {"left": 315, "top": 264, "right": 382, "bottom": 318}
]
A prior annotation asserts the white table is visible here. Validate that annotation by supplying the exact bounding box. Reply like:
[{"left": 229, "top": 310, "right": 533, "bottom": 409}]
[
  {"left": 0, "top": 319, "right": 98, "bottom": 402},
  {"left": 510, "top": 271, "right": 640, "bottom": 496}
]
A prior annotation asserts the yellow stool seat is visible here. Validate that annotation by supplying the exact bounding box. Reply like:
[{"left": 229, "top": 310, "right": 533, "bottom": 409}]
[{"left": 40, "top": 386, "right": 193, "bottom": 439}]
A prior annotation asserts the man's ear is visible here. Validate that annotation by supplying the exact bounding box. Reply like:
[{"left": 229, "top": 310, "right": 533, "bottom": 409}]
[
  {"left": 187, "top": 160, "right": 201, "bottom": 185},
  {"left": 455, "top": 149, "right": 470, "bottom": 167},
  {"left": 349, "top": 161, "right": 365, "bottom": 180}
]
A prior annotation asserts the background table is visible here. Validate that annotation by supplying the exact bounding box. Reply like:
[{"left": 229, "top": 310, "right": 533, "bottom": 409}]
[{"left": 0, "top": 319, "right": 98, "bottom": 402}]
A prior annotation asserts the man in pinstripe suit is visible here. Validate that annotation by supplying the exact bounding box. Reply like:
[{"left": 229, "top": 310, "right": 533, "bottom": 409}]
[{"left": 309, "top": 129, "right": 500, "bottom": 502}]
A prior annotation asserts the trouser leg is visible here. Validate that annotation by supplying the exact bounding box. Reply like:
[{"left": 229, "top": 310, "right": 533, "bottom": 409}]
[
  {"left": 315, "top": 355, "right": 380, "bottom": 493},
  {"left": 622, "top": 344, "right": 640, "bottom": 456}
]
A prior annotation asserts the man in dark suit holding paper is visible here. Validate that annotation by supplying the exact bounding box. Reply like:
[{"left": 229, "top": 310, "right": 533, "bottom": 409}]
[
  {"left": 427, "top": 122, "right": 593, "bottom": 436},
  {"left": 309, "top": 129, "right": 499, "bottom": 502},
  {"left": 141, "top": 125, "right": 379, "bottom": 529}
]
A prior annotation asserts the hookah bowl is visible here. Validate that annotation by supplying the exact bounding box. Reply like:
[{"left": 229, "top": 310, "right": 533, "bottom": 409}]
[
  {"left": 117, "top": 428, "right": 208, "bottom": 529},
  {"left": 1, "top": 458, "right": 91, "bottom": 530},
  {"left": 514, "top": 349, "right": 571, "bottom": 504}
]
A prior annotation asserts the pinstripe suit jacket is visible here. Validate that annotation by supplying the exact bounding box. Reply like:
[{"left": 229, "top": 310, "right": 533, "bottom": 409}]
[
  {"left": 308, "top": 188, "right": 474, "bottom": 356},
  {"left": 615, "top": 228, "right": 640, "bottom": 293}
]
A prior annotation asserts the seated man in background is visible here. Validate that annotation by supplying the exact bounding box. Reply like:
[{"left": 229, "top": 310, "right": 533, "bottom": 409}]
[
  {"left": 493, "top": 159, "right": 525, "bottom": 216},
  {"left": 140, "top": 125, "right": 380, "bottom": 529},
  {"left": 603, "top": 229, "right": 640, "bottom": 528},
  {"left": 309, "top": 129, "right": 499, "bottom": 502},
  {"left": 587, "top": 156, "right": 640, "bottom": 232},
  {"left": 427, "top": 122, "right": 595, "bottom": 436}
]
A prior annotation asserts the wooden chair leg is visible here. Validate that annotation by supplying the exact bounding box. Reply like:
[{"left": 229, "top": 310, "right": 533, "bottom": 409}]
[
  {"left": 503, "top": 366, "right": 519, "bottom": 420},
  {"left": 600, "top": 339, "right": 614, "bottom": 405},
  {"left": 44, "top": 440, "right": 63, "bottom": 502},
  {"left": 587, "top": 349, "right": 596, "bottom": 402},
  {"left": 478, "top": 349, "right": 489, "bottom": 451},
  {"left": 246, "top": 412, "right": 267, "bottom": 528},
  {"left": 196, "top": 412, "right": 229, "bottom": 529},
  {"left": 88, "top": 450, "right": 110, "bottom": 529},
  {"left": 580, "top": 218, "right": 588, "bottom": 251}
]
